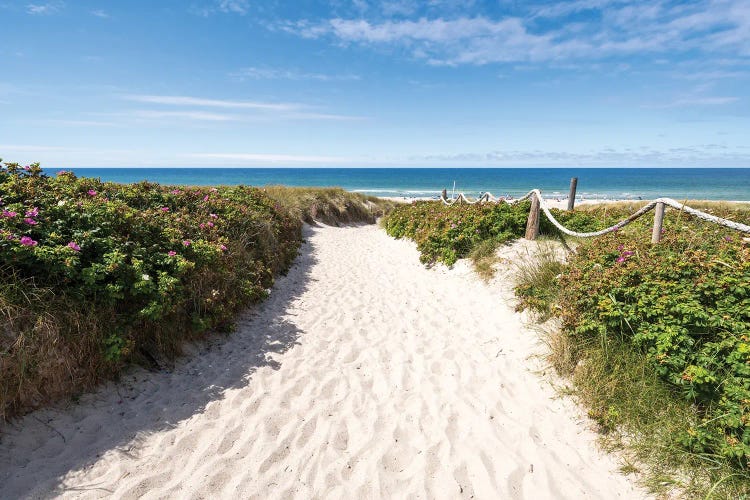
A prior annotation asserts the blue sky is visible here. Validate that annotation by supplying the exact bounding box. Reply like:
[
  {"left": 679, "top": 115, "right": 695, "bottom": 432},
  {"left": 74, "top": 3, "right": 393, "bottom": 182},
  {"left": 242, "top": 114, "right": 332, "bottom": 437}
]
[{"left": 1, "top": 0, "right": 749, "bottom": 167}]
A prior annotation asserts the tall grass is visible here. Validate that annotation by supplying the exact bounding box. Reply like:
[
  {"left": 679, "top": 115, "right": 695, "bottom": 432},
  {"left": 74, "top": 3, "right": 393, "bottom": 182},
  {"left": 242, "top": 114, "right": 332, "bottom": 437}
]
[
  {"left": 263, "top": 186, "right": 395, "bottom": 225},
  {"left": 513, "top": 241, "right": 566, "bottom": 321}
]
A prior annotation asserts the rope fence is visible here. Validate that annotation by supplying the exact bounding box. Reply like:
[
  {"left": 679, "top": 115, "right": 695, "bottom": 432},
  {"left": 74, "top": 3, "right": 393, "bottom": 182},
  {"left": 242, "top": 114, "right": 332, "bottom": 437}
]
[{"left": 438, "top": 187, "right": 750, "bottom": 243}]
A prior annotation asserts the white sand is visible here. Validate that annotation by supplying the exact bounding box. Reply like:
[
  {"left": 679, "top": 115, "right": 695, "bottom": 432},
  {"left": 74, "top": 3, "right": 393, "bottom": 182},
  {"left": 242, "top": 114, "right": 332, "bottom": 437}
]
[{"left": 0, "top": 225, "right": 646, "bottom": 499}]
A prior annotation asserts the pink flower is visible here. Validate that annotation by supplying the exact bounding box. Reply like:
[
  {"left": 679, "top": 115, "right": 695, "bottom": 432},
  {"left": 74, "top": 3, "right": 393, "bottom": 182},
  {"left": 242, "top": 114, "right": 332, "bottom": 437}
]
[
  {"left": 616, "top": 257, "right": 626, "bottom": 263},
  {"left": 23, "top": 218, "right": 38, "bottom": 225},
  {"left": 182, "top": 240, "right": 191, "bottom": 247},
  {"left": 57, "top": 170, "right": 69, "bottom": 175},
  {"left": 168, "top": 250, "right": 177, "bottom": 256},
  {"left": 87, "top": 189, "right": 97, "bottom": 196},
  {"left": 206, "top": 221, "right": 214, "bottom": 228},
  {"left": 67, "top": 241, "right": 81, "bottom": 252},
  {"left": 210, "top": 188, "right": 218, "bottom": 192},
  {"left": 23, "top": 166, "right": 31, "bottom": 171},
  {"left": 220, "top": 244, "right": 227, "bottom": 251},
  {"left": 170, "top": 189, "right": 182, "bottom": 195},
  {"left": 199, "top": 223, "right": 206, "bottom": 229},
  {"left": 2, "top": 210, "right": 17, "bottom": 218},
  {"left": 209, "top": 213, "right": 218, "bottom": 219},
  {"left": 160, "top": 207, "right": 170, "bottom": 212},
  {"left": 19, "top": 236, "right": 38, "bottom": 247},
  {"left": 25, "top": 207, "right": 39, "bottom": 217},
  {"left": 622, "top": 251, "right": 634, "bottom": 257},
  {"left": 203, "top": 195, "right": 210, "bottom": 202},
  {"left": 617, "top": 244, "right": 624, "bottom": 252}
]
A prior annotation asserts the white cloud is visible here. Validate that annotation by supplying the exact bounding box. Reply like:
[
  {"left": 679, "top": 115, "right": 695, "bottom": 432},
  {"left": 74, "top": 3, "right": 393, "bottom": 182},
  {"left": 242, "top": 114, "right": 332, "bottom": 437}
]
[
  {"left": 645, "top": 96, "right": 740, "bottom": 108},
  {"left": 232, "top": 67, "right": 360, "bottom": 81},
  {"left": 91, "top": 9, "right": 109, "bottom": 18},
  {"left": 279, "top": 1, "right": 750, "bottom": 66},
  {"left": 123, "top": 94, "right": 301, "bottom": 111},
  {"left": 415, "top": 144, "right": 750, "bottom": 167},
  {"left": 26, "top": 2, "right": 62, "bottom": 15},
  {"left": 186, "top": 153, "right": 352, "bottom": 163},
  {"left": 216, "top": 0, "right": 249, "bottom": 15},
  {"left": 132, "top": 110, "right": 238, "bottom": 122},
  {"left": 121, "top": 94, "right": 364, "bottom": 121}
]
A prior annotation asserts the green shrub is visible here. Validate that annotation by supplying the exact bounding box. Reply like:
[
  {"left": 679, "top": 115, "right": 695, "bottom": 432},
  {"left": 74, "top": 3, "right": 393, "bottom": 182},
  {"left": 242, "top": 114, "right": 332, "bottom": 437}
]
[
  {"left": 513, "top": 201, "right": 750, "bottom": 494},
  {"left": 0, "top": 162, "right": 302, "bottom": 417},
  {"left": 383, "top": 200, "right": 531, "bottom": 266},
  {"left": 559, "top": 225, "right": 750, "bottom": 466}
]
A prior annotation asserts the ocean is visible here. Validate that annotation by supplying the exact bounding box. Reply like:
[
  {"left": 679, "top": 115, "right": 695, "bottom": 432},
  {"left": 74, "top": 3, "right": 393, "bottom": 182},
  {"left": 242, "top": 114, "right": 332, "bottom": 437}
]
[{"left": 47, "top": 168, "right": 750, "bottom": 201}]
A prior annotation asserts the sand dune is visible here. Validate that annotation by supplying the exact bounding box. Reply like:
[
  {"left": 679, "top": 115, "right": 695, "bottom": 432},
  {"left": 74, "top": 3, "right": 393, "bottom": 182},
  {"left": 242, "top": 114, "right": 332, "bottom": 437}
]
[{"left": 1, "top": 224, "right": 645, "bottom": 499}]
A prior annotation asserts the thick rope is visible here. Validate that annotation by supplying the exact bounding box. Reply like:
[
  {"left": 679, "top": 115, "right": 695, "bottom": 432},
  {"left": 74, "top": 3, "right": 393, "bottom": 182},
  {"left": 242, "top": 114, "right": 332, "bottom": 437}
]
[{"left": 439, "top": 190, "right": 750, "bottom": 237}]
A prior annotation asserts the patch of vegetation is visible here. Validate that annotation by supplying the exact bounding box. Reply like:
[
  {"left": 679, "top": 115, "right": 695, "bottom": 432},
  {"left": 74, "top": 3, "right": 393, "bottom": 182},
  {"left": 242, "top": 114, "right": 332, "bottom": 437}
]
[
  {"left": 382, "top": 200, "right": 532, "bottom": 267},
  {"left": 0, "top": 161, "right": 390, "bottom": 418},
  {"left": 468, "top": 239, "right": 501, "bottom": 281},
  {"left": 263, "top": 185, "right": 395, "bottom": 226},
  {"left": 513, "top": 242, "right": 566, "bottom": 321},
  {"left": 516, "top": 203, "right": 750, "bottom": 497}
]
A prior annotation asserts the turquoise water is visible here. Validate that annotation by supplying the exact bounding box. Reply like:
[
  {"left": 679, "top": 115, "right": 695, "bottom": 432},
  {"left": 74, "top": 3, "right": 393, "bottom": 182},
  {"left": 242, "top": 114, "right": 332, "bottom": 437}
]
[{"left": 48, "top": 168, "right": 750, "bottom": 201}]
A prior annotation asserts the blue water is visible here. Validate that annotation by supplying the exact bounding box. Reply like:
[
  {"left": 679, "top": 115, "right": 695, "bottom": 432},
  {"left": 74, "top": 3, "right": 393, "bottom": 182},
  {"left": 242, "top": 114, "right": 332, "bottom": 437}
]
[{"left": 47, "top": 168, "right": 750, "bottom": 201}]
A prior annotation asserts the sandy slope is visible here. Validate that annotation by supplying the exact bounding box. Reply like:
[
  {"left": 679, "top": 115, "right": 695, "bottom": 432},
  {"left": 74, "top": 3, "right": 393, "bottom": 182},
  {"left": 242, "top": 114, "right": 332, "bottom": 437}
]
[{"left": 0, "top": 225, "right": 646, "bottom": 499}]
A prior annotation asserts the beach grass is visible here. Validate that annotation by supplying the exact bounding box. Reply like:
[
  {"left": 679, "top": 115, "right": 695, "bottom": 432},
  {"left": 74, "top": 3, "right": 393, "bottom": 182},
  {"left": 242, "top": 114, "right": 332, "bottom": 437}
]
[{"left": 263, "top": 186, "right": 396, "bottom": 226}]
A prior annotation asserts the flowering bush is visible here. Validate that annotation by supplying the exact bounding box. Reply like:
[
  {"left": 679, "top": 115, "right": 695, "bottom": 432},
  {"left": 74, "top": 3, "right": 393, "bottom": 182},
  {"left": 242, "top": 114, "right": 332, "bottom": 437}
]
[
  {"left": 559, "top": 222, "right": 750, "bottom": 465},
  {"left": 0, "top": 162, "right": 302, "bottom": 416}
]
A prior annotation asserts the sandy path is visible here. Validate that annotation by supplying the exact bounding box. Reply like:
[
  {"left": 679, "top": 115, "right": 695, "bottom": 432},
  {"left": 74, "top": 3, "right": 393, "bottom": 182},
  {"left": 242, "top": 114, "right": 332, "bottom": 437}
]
[{"left": 1, "top": 225, "right": 645, "bottom": 499}]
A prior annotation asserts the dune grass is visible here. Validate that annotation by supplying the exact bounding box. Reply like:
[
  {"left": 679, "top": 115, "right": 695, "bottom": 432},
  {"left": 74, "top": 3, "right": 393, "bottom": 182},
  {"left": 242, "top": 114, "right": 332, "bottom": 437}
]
[{"left": 263, "top": 186, "right": 395, "bottom": 226}]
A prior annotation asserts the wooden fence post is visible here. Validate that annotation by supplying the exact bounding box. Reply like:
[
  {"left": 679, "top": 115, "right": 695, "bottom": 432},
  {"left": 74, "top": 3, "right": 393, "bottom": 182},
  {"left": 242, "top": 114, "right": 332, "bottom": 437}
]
[
  {"left": 567, "top": 177, "right": 578, "bottom": 211},
  {"left": 651, "top": 202, "right": 665, "bottom": 244},
  {"left": 525, "top": 193, "right": 540, "bottom": 240}
]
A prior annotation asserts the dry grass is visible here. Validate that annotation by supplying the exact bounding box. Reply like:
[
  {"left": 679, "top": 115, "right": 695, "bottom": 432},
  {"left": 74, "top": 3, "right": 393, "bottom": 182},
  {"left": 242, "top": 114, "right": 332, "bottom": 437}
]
[
  {"left": 468, "top": 240, "right": 501, "bottom": 281},
  {"left": 263, "top": 186, "right": 396, "bottom": 226},
  {"left": 512, "top": 241, "right": 567, "bottom": 321}
]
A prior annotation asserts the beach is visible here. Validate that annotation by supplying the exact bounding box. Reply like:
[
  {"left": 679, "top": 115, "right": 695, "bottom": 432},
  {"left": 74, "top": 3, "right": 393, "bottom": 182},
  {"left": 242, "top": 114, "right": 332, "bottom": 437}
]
[{"left": 0, "top": 223, "right": 645, "bottom": 499}]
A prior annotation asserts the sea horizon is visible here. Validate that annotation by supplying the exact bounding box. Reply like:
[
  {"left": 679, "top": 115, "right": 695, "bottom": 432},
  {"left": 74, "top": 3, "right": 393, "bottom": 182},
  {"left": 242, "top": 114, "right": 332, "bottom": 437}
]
[{"left": 46, "top": 167, "right": 750, "bottom": 201}]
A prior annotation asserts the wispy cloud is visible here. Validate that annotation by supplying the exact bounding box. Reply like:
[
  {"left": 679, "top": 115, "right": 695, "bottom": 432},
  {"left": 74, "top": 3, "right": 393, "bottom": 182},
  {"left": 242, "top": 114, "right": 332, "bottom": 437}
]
[
  {"left": 26, "top": 2, "right": 63, "bottom": 15},
  {"left": 192, "top": 0, "right": 249, "bottom": 17},
  {"left": 278, "top": 1, "right": 750, "bottom": 65},
  {"left": 186, "top": 153, "right": 352, "bottom": 164},
  {"left": 217, "top": 0, "right": 249, "bottom": 15},
  {"left": 131, "top": 110, "right": 238, "bottom": 122},
  {"left": 414, "top": 144, "right": 750, "bottom": 167},
  {"left": 231, "top": 67, "right": 360, "bottom": 81},
  {"left": 121, "top": 94, "right": 365, "bottom": 121},
  {"left": 123, "top": 94, "right": 300, "bottom": 111},
  {"left": 645, "top": 96, "right": 740, "bottom": 109},
  {"left": 91, "top": 9, "right": 109, "bottom": 18}
]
